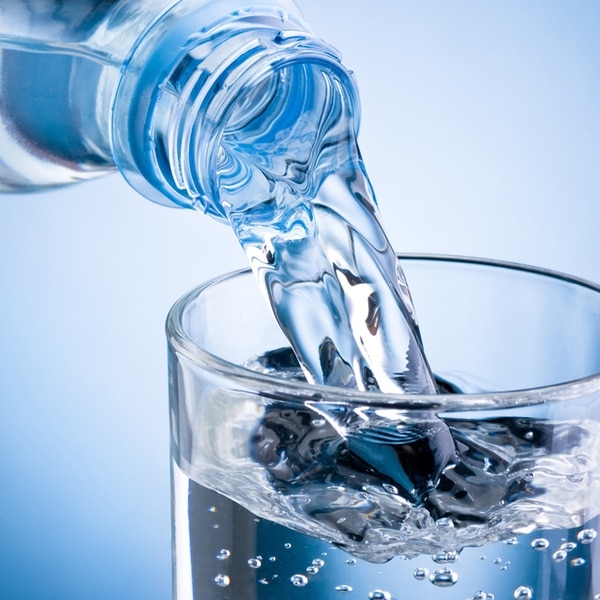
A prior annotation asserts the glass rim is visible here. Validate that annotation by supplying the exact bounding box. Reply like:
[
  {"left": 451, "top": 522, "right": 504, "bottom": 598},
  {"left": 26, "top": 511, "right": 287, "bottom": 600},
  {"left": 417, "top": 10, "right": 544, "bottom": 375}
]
[{"left": 166, "top": 254, "right": 600, "bottom": 411}]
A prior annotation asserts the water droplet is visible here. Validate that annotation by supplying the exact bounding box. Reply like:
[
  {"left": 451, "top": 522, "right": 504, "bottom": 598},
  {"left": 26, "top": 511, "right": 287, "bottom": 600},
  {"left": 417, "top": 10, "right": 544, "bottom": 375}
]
[
  {"left": 570, "top": 557, "right": 586, "bottom": 567},
  {"left": 346, "top": 558, "right": 357, "bottom": 566},
  {"left": 247, "top": 558, "right": 262, "bottom": 569},
  {"left": 513, "top": 585, "right": 533, "bottom": 599},
  {"left": 306, "top": 566, "right": 319, "bottom": 575},
  {"left": 531, "top": 538, "right": 549, "bottom": 551},
  {"left": 578, "top": 529, "right": 597, "bottom": 544},
  {"left": 432, "top": 551, "right": 459, "bottom": 564},
  {"left": 214, "top": 574, "right": 230, "bottom": 588},
  {"left": 552, "top": 550, "right": 567, "bottom": 562},
  {"left": 216, "top": 549, "right": 231, "bottom": 560},
  {"left": 335, "top": 584, "right": 353, "bottom": 592},
  {"left": 413, "top": 567, "right": 428, "bottom": 581},
  {"left": 368, "top": 590, "right": 392, "bottom": 600},
  {"left": 291, "top": 574, "right": 309, "bottom": 587},
  {"left": 429, "top": 568, "right": 458, "bottom": 587},
  {"left": 284, "top": 543, "right": 293, "bottom": 549},
  {"left": 312, "top": 558, "right": 325, "bottom": 568}
]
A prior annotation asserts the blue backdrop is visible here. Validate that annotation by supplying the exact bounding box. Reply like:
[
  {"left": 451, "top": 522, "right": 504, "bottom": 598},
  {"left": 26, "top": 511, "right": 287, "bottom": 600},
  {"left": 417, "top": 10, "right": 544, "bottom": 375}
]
[{"left": 0, "top": 1, "right": 598, "bottom": 598}]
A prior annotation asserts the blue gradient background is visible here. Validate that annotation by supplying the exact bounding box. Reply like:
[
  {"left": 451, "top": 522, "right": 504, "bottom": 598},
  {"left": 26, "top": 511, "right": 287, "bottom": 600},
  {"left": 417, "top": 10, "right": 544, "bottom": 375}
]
[{"left": 0, "top": 1, "right": 598, "bottom": 598}]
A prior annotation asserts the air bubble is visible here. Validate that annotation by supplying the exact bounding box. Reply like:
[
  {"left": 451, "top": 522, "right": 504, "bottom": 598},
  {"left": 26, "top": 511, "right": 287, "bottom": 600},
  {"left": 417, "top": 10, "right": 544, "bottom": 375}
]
[
  {"left": 513, "top": 585, "right": 533, "bottom": 599},
  {"left": 284, "top": 543, "right": 293, "bottom": 549},
  {"left": 368, "top": 590, "right": 392, "bottom": 600},
  {"left": 208, "top": 506, "right": 217, "bottom": 513},
  {"left": 214, "top": 574, "right": 230, "bottom": 588},
  {"left": 436, "top": 517, "right": 454, "bottom": 530},
  {"left": 552, "top": 550, "right": 567, "bottom": 562},
  {"left": 312, "top": 558, "right": 325, "bottom": 568},
  {"left": 570, "top": 557, "right": 586, "bottom": 567},
  {"left": 216, "top": 549, "right": 231, "bottom": 560},
  {"left": 560, "top": 542, "right": 577, "bottom": 553},
  {"left": 306, "top": 566, "right": 319, "bottom": 575},
  {"left": 346, "top": 558, "right": 357, "bottom": 566},
  {"left": 247, "top": 558, "right": 262, "bottom": 569},
  {"left": 312, "top": 418, "right": 326, "bottom": 427},
  {"left": 504, "top": 537, "right": 518, "bottom": 546},
  {"left": 567, "top": 473, "right": 584, "bottom": 483},
  {"left": 291, "top": 574, "right": 309, "bottom": 587},
  {"left": 432, "top": 551, "right": 459, "bottom": 564},
  {"left": 578, "top": 529, "right": 597, "bottom": 544},
  {"left": 335, "top": 584, "right": 353, "bottom": 592},
  {"left": 269, "top": 556, "right": 277, "bottom": 562},
  {"left": 429, "top": 568, "right": 458, "bottom": 587},
  {"left": 471, "top": 592, "right": 491, "bottom": 600},
  {"left": 531, "top": 538, "right": 549, "bottom": 551},
  {"left": 382, "top": 483, "right": 399, "bottom": 494},
  {"left": 413, "top": 567, "right": 428, "bottom": 581}
]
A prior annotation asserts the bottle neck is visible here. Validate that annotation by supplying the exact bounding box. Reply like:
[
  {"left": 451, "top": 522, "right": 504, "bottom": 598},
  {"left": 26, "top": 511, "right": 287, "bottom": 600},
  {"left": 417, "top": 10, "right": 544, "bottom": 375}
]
[{"left": 111, "top": 0, "right": 360, "bottom": 216}]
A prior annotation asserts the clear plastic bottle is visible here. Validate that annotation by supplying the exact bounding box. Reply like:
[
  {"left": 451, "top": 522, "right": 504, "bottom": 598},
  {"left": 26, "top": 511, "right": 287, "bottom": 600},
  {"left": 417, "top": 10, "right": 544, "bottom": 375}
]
[{"left": 0, "top": 0, "right": 358, "bottom": 219}]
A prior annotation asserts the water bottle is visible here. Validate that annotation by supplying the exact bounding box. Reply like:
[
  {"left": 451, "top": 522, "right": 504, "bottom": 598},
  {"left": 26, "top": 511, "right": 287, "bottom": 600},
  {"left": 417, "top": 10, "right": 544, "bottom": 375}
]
[{"left": 0, "top": 0, "right": 358, "bottom": 221}]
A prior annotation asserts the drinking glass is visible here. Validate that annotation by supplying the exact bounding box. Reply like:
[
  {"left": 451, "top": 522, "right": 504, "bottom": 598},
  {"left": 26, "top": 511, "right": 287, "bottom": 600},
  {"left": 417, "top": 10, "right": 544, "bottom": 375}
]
[{"left": 167, "top": 255, "right": 600, "bottom": 600}]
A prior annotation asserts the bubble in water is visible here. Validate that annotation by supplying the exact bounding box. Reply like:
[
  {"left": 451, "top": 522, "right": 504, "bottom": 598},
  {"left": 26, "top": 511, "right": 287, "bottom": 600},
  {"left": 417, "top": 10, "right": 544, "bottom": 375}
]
[
  {"left": 216, "top": 549, "right": 231, "bottom": 560},
  {"left": 552, "top": 550, "right": 567, "bottom": 562},
  {"left": 312, "top": 418, "right": 326, "bottom": 427},
  {"left": 346, "top": 558, "right": 357, "bottom": 566},
  {"left": 531, "top": 538, "right": 549, "bottom": 551},
  {"left": 471, "top": 593, "right": 491, "bottom": 600},
  {"left": 368, "top": 591, "right": 392, "bottom": 600},
  {"left": 567, "top": 473, "right": 584, "bottom": 483},
  {"left": 247, "top": 558, "right": 262, "bottom": 569},
  {"left": 578, "top": 529, "right": 597, "bottom": 544},
  {"left": 335, "top": 584, "right": 353, "bottom": 592},
  {"left": 432, "top": 551, "right": 459, "bottom": 564},
  {"left": 269, "top": 556, "right": 277, "bottom": 562},
  {"left": 312, "top": 558, "right": 325, "bottom": 568},
  {"left": 214, "top": 574, "right": 230, "bottom": 588},
  {"left": 208, "top": 506, "right": 217, "bottom": 513},
  {"left": 259, "top": 578, "right": 269, "bottom": 585},
  {"left": 594, "top": 594, "right": 600, "bottom": 600},
  {"left": 504, "top": 537, "right": 518, "bottom": 546},
  {"left": 559, "top": 542, "right": 577, "bottom": 553},
  {"left": 284, "top": 543, "right": 293, "bottom": 549},
  {"left": 413, "top": 567, "right": 429, "bottom": 581},
  {"left": 291, "top": 574, "right": 309, "bottom": 587},
  {"left": 382, "top": 483, "right": 399, "bottom": 494},
  {"left": 493, "top": 557, "right": 503, "bottom": 565},
  {"left": 306, "top": 566, "right": 319, "bottom": 575},
  {"left": 429, "top": 568, "right": 458, "bottom": 587},
  {"left": 570, "top": 557, "right": 586, "bottom": 567},
  {"left": 513, "top": 586, "right": 533, "bottom": 599}
]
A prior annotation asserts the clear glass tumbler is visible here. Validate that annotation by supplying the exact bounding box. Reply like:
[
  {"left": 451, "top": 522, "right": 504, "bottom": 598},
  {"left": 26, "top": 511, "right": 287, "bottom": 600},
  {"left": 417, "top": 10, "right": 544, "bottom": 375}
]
[{"left": 167, "top": 255, "right": 600, "bottom": 600}]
